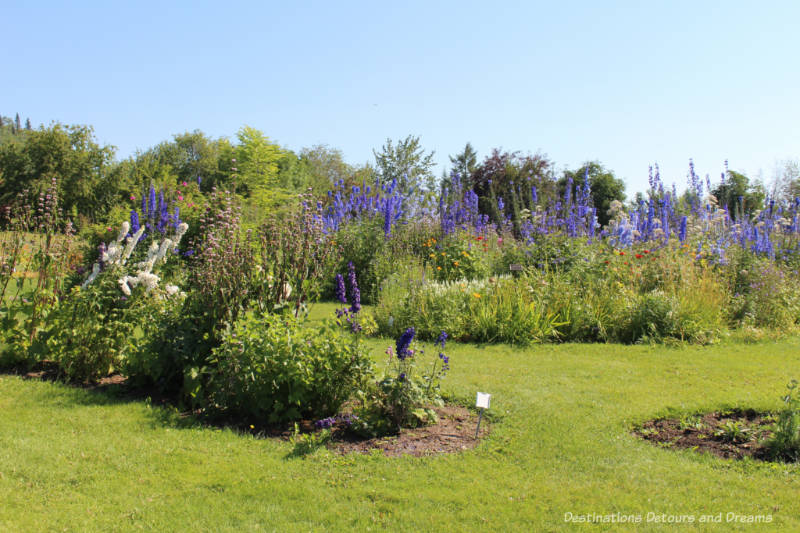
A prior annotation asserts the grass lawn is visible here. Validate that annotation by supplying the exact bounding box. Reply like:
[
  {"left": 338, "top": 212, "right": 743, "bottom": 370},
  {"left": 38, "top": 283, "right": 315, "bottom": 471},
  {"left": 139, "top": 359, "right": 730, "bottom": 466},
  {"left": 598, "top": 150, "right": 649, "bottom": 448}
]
[{"left": 1, "top": 306, "right": 798, "bottom": 531}]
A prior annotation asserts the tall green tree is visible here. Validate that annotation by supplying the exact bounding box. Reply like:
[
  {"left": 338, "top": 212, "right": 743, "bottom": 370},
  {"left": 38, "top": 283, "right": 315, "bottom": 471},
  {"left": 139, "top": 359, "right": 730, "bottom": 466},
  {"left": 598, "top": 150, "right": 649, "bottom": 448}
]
[
  {"left": 144, "top": 130, "right": 233, "bottom": 192},
  {"left": 300, "top": 144, "right": 353, "bottom": 193},
  {"left": 14, "top": 113, "right": 21, "bottom": 132},
  {"left": 373, "top": 135, "right": 436, "bottom": 195},
  {"left": 559, "top": 161, "right": 626, "bottom": 226},
  {"left": 448, "top": 142, "right": 477, "bottom": 183},
  {"left": 0, "top": 123, "right": 116, "bottom": 225},
  {"left": 711, "top": 169, "right": 765, "bottom": 220}
]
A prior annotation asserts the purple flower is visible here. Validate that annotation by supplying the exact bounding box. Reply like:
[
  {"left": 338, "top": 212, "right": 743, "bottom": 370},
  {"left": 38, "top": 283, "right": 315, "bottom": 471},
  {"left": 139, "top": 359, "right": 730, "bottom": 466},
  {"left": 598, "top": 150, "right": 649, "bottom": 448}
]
[
  {"left": 436, "top": 331, "right": 448, "bottom": 349},
  {"left": 314, "top": 417, "right": 335, "bottom": 429},
  {"left": 347, "top": 262, "right": 361, "bottom": 313},
  {"left": 334, "top": 273, "right": 347, "bottom": 304},
  {"left": 396, "top": 327, "right": 415, "bottom": 361}
]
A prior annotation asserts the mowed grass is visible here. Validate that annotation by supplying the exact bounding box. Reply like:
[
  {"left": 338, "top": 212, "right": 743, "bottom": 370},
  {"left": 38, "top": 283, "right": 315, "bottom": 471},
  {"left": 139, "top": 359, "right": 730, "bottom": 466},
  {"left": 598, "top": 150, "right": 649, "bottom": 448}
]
[{"left": 1, "top": 307, "right": 799, "bottom": 531}]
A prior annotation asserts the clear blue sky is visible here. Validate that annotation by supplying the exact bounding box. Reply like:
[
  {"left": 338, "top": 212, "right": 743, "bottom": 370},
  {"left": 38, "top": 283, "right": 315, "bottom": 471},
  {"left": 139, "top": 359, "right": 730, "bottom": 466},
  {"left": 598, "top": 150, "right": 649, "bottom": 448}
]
[{"left": 4, "top": 0, "right": 799, "bottom": 196}]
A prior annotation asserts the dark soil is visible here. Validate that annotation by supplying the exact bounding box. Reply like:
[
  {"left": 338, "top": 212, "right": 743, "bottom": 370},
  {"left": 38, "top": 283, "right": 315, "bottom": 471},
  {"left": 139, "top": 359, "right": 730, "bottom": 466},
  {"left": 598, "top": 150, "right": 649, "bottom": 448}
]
[
  {"left": 329, "top": 406, "right": 489, "bottom": 457},
  {"left": 13, "top": 367, "right": 489, "bottom": 457},
  {"left": 634, "top": 408, "right": 775, "bottom": 461}
]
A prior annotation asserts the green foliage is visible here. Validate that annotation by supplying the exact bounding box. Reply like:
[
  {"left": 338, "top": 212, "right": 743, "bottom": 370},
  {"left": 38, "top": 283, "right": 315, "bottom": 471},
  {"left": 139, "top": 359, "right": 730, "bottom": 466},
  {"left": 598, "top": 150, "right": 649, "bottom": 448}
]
[
  {"left": 234, "top": 125, "right": 285, "bottom": 197},
  {"left": 0, "top": 123, "right": 116, "bottom": 227},
  {"left": 424, "top": 233, "right": 490, "bottom": 282},
  {"left": 257, "top": 195, "right": 336, "bottom": 315},
  {"left": 374, "top": 276, "right": 566, "bottom": 344},
  {"left": 444, "top": 142, "right": 478, "bottom": 190},
  {"left": 289, "top": 424, "right": 332, "bottom": 457},
  {"left": 725, "top": 255, "right": 800, "bottom": 329},
  {"left": 711, "top": 169, "right": 766, "bottom": 220},
  {"left": 373, "top": 135, "right": 436, "bottom": 195},
  {"left": 765, "top": 380, "right": 800, "bottom": 462},
  {"left": 471, "top": 149, "right": 556, "bottom": 232},
  {"left": 208, "top": 314, "right": 373, "bottom": 424},
  {"left": 327, "top": 219, "right": 388, "bottom": 304},
  {"left": 351, "top": 335, "right": 446, "bottom": 437},
  {"left": 559, "top": 161, "right": 626, "bottom": 227},
  {"left": 39, "top": 276, "right": 135, "bottom": 382},
  {"left": 715, "top": 419, "right": 752, "bottom": 443}
]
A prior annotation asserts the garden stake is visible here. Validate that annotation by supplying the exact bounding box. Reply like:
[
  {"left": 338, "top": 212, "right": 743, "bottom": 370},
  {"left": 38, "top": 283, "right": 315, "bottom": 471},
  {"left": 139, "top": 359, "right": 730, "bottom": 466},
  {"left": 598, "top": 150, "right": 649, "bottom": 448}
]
[
  {"left": 475, "top": 408, "right": 484, "bottom": 439},
  {"left": 475, "top": 392, "right": 491, "bottom": 439}
]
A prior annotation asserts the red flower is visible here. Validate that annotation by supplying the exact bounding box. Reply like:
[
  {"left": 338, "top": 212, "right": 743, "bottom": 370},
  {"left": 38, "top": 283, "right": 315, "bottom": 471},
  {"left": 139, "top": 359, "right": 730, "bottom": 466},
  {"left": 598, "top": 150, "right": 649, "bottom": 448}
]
[
  {"left": 643, "top": 250, "right": 650, "bottom": 254},
  {"left": 619, "top": 251, "right": 625, "bottom": 256},
  {"left": 604, "top": 260, "right": 610, "bottom": 264},
  {"left": 635, "top": 254, "right": 643, "bottom": 259}
]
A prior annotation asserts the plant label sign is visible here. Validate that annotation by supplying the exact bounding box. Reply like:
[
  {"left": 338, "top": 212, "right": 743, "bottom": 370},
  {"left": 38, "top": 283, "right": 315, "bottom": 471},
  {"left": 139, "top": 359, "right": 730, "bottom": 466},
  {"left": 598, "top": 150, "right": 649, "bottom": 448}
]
[
  {"left": 509, "top": 264, "right": 524, "bottom": 271},
  {"left": 476, "top": 392, "right": 491, "bottom": 409}
]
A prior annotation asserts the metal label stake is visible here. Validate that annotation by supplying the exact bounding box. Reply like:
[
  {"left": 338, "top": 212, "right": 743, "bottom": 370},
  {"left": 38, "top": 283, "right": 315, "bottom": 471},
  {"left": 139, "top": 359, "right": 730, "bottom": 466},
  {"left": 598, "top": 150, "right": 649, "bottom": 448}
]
[{"left": 475, "top": 392, "right": 491, "bottom": 438}]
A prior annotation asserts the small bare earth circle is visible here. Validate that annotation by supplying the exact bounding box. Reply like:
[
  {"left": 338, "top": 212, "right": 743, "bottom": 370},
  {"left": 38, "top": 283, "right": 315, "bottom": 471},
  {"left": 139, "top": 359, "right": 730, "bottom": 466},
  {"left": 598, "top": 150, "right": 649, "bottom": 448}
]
[{"left": 633, "top": 409, "right": 779, "bottom": 461}]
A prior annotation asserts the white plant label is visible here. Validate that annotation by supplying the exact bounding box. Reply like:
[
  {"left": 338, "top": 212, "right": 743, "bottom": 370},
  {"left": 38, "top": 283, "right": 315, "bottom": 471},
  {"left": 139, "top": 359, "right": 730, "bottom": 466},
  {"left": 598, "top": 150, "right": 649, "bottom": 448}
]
[{"left": 476, "top": 392, "right": 491, "bottom": 409}]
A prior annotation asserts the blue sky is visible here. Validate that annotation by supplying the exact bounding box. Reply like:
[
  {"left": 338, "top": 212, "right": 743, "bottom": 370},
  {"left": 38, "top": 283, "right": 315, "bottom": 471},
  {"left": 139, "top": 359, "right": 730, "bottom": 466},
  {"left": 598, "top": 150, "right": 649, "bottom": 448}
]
[{"left": 4, "top": 1, "right": 799, "bottom": 196}]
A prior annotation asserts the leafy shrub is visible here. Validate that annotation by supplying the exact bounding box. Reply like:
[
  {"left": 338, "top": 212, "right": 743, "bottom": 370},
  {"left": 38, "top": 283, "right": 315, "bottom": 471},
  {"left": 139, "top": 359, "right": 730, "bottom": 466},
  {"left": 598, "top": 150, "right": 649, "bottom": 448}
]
[
  {"left": 39, "top": 277, "right": 136, "bottom": 381},
  {"left": 423, "top": 233, "right": 491, "bottom": 282},
  {"left": 351, "top": 328, "right": 448, "bottom": 437},
  {"left": 764, "top": 380, "right": 800, "bottom": 462},
  {"left": 208, "top": 314, "right": 373, "bottom": 424},
  {"left": 37, "top": 220, "right": 187, "bottom": 382}
]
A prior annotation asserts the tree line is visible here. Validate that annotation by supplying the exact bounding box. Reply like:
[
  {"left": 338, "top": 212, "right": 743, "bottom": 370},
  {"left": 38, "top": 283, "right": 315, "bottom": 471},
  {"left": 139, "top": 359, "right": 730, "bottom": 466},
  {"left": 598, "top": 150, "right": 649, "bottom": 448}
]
[{"left": 0, "top": 113, "right": 788, "bottom": 232}]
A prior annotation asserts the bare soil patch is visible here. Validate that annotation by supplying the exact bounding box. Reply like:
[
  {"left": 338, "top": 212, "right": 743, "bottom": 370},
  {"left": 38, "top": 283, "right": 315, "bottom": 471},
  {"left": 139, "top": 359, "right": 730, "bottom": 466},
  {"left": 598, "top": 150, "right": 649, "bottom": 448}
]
[
  {"left": 329, "top": 406, "right": 489, "bottom": 457},
  {"left": 634, "top": 408, "right": 775, "bottom": 461}
]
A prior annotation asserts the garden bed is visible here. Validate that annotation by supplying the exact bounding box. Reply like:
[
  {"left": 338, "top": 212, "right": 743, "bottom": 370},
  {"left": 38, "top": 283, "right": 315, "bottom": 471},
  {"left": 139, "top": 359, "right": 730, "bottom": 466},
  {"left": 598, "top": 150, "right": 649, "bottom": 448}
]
[
  {"left": 329, "top": 406, "right": 489, "bottom": 457},
  {"left": 634, "top": 409, "right": 775, "bottom": 460}
]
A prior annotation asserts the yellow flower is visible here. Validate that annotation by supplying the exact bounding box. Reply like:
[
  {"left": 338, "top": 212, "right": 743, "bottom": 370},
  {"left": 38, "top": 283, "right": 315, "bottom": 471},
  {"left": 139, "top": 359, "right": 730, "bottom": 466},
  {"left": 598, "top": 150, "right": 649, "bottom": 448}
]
[
  {"left": 437, "top": 266, "right": 442, "bottom": 270},
  {"left": 473, "top": 293, "right": 481, "bottom": 298},
  {"left": 453, "top": 261, "right": 459, "bottom": 266},
  {"left": 429, "top": 253, "right": 435, "bottom": 258},
  {"left": 249, "top": 424, "right": 255, "bottom": 429}
]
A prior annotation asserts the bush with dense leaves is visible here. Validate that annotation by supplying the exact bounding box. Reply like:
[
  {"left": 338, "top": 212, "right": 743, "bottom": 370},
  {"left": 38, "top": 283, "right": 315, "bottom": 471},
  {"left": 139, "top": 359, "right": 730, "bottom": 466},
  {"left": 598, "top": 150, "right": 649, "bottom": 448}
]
[{"left": 207, "top": 313, "right": 373, "bottom": 424}]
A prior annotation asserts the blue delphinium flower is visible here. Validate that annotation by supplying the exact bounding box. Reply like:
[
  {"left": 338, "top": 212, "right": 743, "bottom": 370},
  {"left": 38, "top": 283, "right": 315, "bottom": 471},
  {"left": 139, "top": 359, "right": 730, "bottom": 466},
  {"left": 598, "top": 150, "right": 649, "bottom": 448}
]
[
  {"left": 436, "top": 331, "right": 448, "bottom": 350},
  {"left": 678, "top": 216, "right": 688, "bottom": 243},
  {"left": 334, "top": 273, "right": 347, "bottom": 304},
  {"left": 396, "top": 327, "right": 415, "bottom": 361},
  {"left": 347, "top": 262, "right": 361, "bottom": 313},
  {"left": 129, "top": 209, "right": 140, "bottom": 236}
]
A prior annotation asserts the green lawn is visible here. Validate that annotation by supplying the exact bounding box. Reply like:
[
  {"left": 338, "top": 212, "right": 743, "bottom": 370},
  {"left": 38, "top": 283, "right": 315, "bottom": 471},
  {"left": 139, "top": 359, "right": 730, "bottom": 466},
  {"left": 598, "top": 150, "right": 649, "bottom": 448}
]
[{"left": 1, "top": 312, "right": 798, "bottom": 531}]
